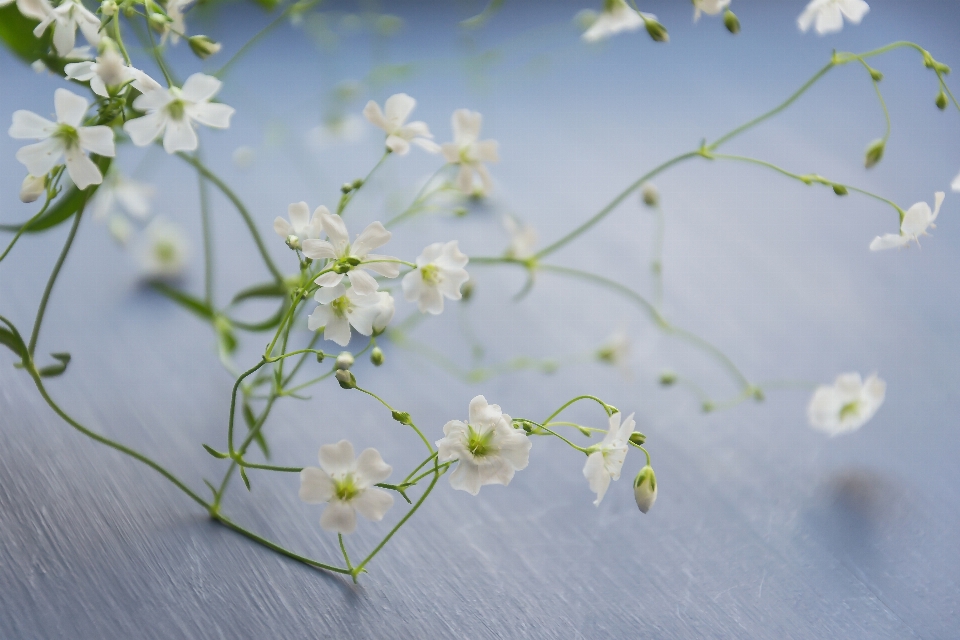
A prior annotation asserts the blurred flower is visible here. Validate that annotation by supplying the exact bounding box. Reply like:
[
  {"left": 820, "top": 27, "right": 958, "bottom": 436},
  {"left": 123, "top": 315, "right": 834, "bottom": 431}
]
[
  {"left": 33, "top": 0, "right": 101, "bottom": 57},
  {"left": 19, "top": 174, "right": 45, "bottom": 203},
  {"left": 869, "top": 192, "right": 944, "bottom": 250},
  {"left": 91, "top": 170, "right": 155, "bottom": 221},
  {"left": 124, "top": 73, "right": 234, "bottom": 154},
  {"left": 139, "top": 217, "right": 189, "bottom": 279},
  {"left": 299, "top": 440, "right": 394, "bottom": 535},
  {"left": 307, "top": 114, "right": 366, "bottom": 151},
  {"left": 402, "top": 241, "right": 469, "bottom": 315},
  {"left": 951, "top": 170, "right": 960, "bottom": 193},
  {"left": 436, "top": 395, "right": 531, "bottom": 495},
  {"left": 9, "top": 88, "right": 115, "bottom": 189},
  {"left": 232, "top": 145, "right": 255, "bottom": 169},
  {"left": 273, "top": 201, "right": 324, "bottom": 250},
  {"left": 581, "top": 0, "right": 645, "bottom": 42},
  {"left": 693, "top": 0, "right": 730, "bottom": 21},
  {"left": 596, "top": 330, "right": 630, "bottom": 373},
  {"left": 302, "top": 211, "right": 400, "bottom": 295},
  {"left": 633, "top": 465, "right": 657, "bottom": 513},
  {"left": 6, "top": 0, "right": 49, "bottom": 21},
  {"left": 65, "top": 50, "right": 159, "bottom": 98},
  {"left": 797, "top": 0, "right": 869, "bottom": 35},
  {"left": 162, "top": 0, "right": 195, "bottom": 44},
  {"left": 440, "top": 109, "right": 499, "bottom": 194},
  {"left": 363, "top": 93, "right": 439, "bottom": 155},
  {"left": 583, "top": 412, "right": 635, "bottom": 505},
  {"left": 307, "top": 283, "right": 381, "bottom": 347},
  {"left": 807, "top": 372, "right": 885, "bottom": 436},
  {"left": 503, "top": 216, "right": 537, "bottom": 259}
]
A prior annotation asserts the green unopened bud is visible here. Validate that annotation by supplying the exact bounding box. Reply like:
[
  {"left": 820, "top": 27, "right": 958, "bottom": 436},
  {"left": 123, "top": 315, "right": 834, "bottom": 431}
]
[
  {"left": 19, "top": 174, "right": 46, "bottom": 203},
  {"left": 723, "top": 9, "right": 740, "bottom": 34},
  {"left": 335, "top": 369, "right": 356, "bottom": 389},
  {"left": 633, "top": 465, "right": 657, "bottom": 513},
  {"left": 188, "top": 35, "right": 222, "bottom": 59},
  {"left": 702, "top": 401, "right": 715, "bottom": 413},
  {"left": 352, "top": 178, "right": 364, "bottom": 189},
  {"left": 336, "top": 352, "right": 354, "bottom": 370},
  {"left": 869, "top": 68, "right": 883, "bottom": 82},
  {"left": 658, "top": 371, "right": 677, "bottom": 386},
  {"left": 864, "top": 139, "right": 885, "bottom": 169},
  {"left": 936, "top": 90, "right": 948, "bottom": 110},
  {"left": 629, "top": 432, "right": 646, "bottom": 445},
  {"left": 148, "top": 11, "right": 169, "bottom": 27},
  {"left": 750, "top": 386, "right": 765, "bottom": 402},
  {"left": 315, "top": 351, "right": 325, "bottom": 363},
  {"left": 391, "top": 410, "right": 412, "bottom": 425},
  {"left": 460, "top": 280, "right": 474, "bottom": 302},
  {"left": 341, "top": 182, "right": 354, "bottom": 193},
  {"left": 832, "top": 184, "right": 848, "bottom": 196},
  {"left": 640, "top": 182, "right": 659, "bottom": 207},
  {"left": 370, "top": 346, "right": 384, "bottom": 366},
  {"left": 285, "top": 234, "right": 301, "bottom": 251},
  {"left": 101, "top": 0, "right": 118, "bottom": 16},
  {"left": 644, "top": 17, "right": 669, "bottom": 43}
]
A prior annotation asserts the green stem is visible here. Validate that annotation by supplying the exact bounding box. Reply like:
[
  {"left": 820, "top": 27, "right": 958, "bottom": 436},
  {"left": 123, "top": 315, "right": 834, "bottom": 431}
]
[
  {"left": 540, "top": 395, "right": 614, "bottom": 426},
  {"left": 338, "top": 534, "right": 353, "bottom": 572},
  {"left": 355, "top": 387, "right": 433, "bottom": 453},
  {"left": 213, "top": 1, "right": 319, "bottom": 78},
  {"left": 515, "top": 419, "right": 589, "bottom": 453},
  {"left": 338, "top": 151, "right": 390, "bottom": 217},
  {"left": 228, "top": 360, "right": 269, "bottom": 455},
  {"left": 402, "top": 451, "right": 439, "bottom": 484},
  {"left": 197, "top": 149, "right": 215, "bottom": 307},
  {"left": 385, "top": 164, "right": 452, "bottom": 228},
  {"left": 0, "top": 191, "right": 55, "bottom": 263},
  {"left": 213, "top": 513, "right": 350, "bottom": 574}
]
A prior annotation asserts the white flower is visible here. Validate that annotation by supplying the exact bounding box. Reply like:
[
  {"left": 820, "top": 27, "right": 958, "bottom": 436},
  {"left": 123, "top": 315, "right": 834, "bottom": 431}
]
[
  {"left": 91, "top": 171, "right": 155, "bottom": 221},
  {"left": 273, "top": 201, "right": 324, "bottom": 250},
  {"left": 797, "top": 0, "right": 869, "bottom": 35},
  {"left": 124, "top": 73, "right": 235, "bottom": 154},
  {"left": 139, "top": 217, "right": 188, "bottom": 278},
  {"left": 8, "top": 0, "right": 49, "bottom": 21},
  {"left": 64, "top": 50, "right": 159, "bottom": 98},
  {"left": 869, "top": 192, "right": 944, "bottom": 251},
  {"left": 503, "top": 216, "right": 537, "bottom": 259},
  {"left": 402, "top": 240, "right": 469, "bottom": 315},
  {"left": 19, "top": 174, "right": 46, "bottom": 203},
  {"left": 162, "top": 0, "right": 195, "bottom": 44},
  {"left": 371, "top": 291, "right": 395, "bottom": 334},
  {"left": 597, "top": 330, "right": 630, "bottom": 369},
  {"left": 807, "top": 372, "right": 885, "bottom": 436},
  {"left": 436, "top": 395, "right": 532, "bottom": 495},
  {"left": 581, "top": 0, "right": 646, "bottom": 42},
  {"left": 582, "top": 412, "right": 636, "bottom": 505},
  {"left": 363, "top": 93, "right": 440, "bottom": 155},
  {"left": 633, "top": 465, "right": 657, "bottom": 513},
  {"left": 307, "top": 283, "right": 381, "bottom": 347},
  {"left": 232, "top": 145, "right": 255, "bottom": 168},
  {"left": 301, "top": 210, "right": 400, "bottom": 295},
  {"left": 33, "top": 0, "right": 101, "bottom": 57},
  {"left": 951, "top": 170, "right": 960, "bottom": 193},
  {"left": 440, "top": 109, "right": 499, "bottom": 194},
  {"left": 299, "top": 440, "right": 394, "bottom": 535},
  {"left": 693, "top": 0, "right": 730, "bottom": 21},
  {"left": 9, "top": 88, "right": 115, "bottom": 190}
]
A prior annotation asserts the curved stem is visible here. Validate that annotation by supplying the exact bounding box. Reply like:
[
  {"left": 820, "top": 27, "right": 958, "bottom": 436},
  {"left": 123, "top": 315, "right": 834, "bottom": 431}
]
[
  {"left": 0, "top": 191, "right": 54, "bottom": 263},
  {"left": 213, "top": 513, "right": 350, "bottom": 574},
  {"left": 355, "top": 387, "right": 433, "bottom": 453},
  {"left": 338, "top": 151, "right": 390, "bottom": 217},
  {"left": 540, "top": 395, "right": 614, "bottom": 425}
]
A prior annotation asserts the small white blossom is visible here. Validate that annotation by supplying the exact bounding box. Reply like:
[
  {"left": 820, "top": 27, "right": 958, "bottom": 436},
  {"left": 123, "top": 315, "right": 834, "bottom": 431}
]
[
  {"left": 91, "top": 171, "right": 155, "bottom": 221},
  {"left": 581, "top": 0, "right": 647, "bottom": 42},
  {"left": 583, "top": 412, "right": 636, "bottom": 505},
  {"left": 162, "top": 0, "right": 195, "bottom": 44},
  {"left": 107, "top": 214, "right": 132, "bottom": 245},
  {"left": 436, "top": 395, "right": 532, "bottom": 495},
  {"left": 232, "top": 145, "right": 255, "bottom": 168},
  {"left": 19, "top": 174, "right": 46, "bottom": 203},
  {"left": 503, "top": 216, "right": 537, "bottom": 259},
  {"left": 597, "top": 330, "right": 630, "bottom": 371},
  {"left": 307, "top": 283, "right": 381, "bottom": 347},
  {"left": 299, "top": 440, "right": 394, "bottom": 535},
  {"left": 371, "top": 291, "right": 395, "bottom": 334},
  {"left": 273, "top": 201, "right": 324, "bottom": 251},
  {"left": 440, "top": 109, "right": 499, "bottom": 194},
  {"left": 64, "top": 50, "right": 159, "bottom": 98},
  {"left": 402, "top": 241, "right": 469, "bottom": 315},
  {"left": 33, "top": 0, "right": 101, "bottom": 57},
  {"left": 693, "top": 0, "right": 730, "bottom": 21},
  {"left": 124, "top": 73, "right": 235, "bottom": 154},
  {"left": 633, "top": 465, "right": 657, "bottom": 513},
  {"left": 798, "top": 0, "right": 869, "bottom": 35},
  {"left": 9, "top": 88, "right": 115, "bottom": 189},
  {"left": 139, "top": 217, "right": 189, "bottom": 278},
  {"left": 302, "top": 210, "right": 400, "bottom": 295},
  {"left": 807, "top": 372, "right": 885, "bottom": 436},
  {"left": 363, "top": 93, "right": 439, "bottom": 155},
  {"left": 870, "top": 192, "right": 944, "bottom": 251}
]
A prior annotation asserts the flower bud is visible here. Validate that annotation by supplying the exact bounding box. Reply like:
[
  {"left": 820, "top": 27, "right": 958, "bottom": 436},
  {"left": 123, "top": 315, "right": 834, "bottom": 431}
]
[
  {"left": 189, "top": 35, "right": 222, "bottom": 59},
  {"left": 315, "top": 351, "right": 325, "bottom": 363},
  {"left": 336, "top": 351, "right": 354, "bottom": 370},
  {"left": 391, "top": 410, "right": 412, "bottom": 425},
  {"left": 335, "top": 369, "right": 357, "bottom": 389},
  {"left": 869, "top": 68, "right": 883, "bottom": 82},
  {"left": 640, "top": 182, "right": 659, "bottom": 207},
  {"left": 370, "top": 346, "right": 384, "bottom": 366},
  {"left": 864, "top": 139, "right": 885, "bottom": 169},
  {"left": 101, "top": 0, "right": 118, "bottom": 16},
  {"left": 936, "top": 90, "right": 948, "bottom": 110},
  {"left": 19, "top": 174, "right": 46, "bottom": 203},
  {"left": 644, "top": 17, "right": 669, "bottom": 43},
  {"left": 832, "top": 184, "right": 848, "bottom": 196},
  {"left": 633, "top": 465, "right": 657, "bottom": 513},
  {"left": 341, "top": 182, "right": 354, "bottom": 194},
  {"left": 460, "top": 279, "right": 475, "bottom": 302},
  {"left": 658, "top": 370, "right": 677, "bottom": 386},
  {"left": 352, "top": 178, "right": 364, "bottom": 189},
  {"left": 629, "top": 431, "right": 646, "bottom": 445},
  {"left": 285, "top": 234, "right": 301, "bottom": 251},
  {"left": 723, "top": 9, "right": 740, "bottom": 34}
]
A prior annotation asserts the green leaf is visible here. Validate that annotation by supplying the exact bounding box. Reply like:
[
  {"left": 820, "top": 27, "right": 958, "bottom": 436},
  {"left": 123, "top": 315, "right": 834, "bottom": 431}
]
[
  {"left": 203, "top": 444, "right": 229, "bottom": 459},
  {"left": 37, "top": 352, "right": 71, "bottom": 377},
  {"left": 214, "top": 315, "right": 238, "bottom": 354},
  {"left": 231, "top": 281, "right": 287, "bottom": 304},
  {"left": 240, "top": 466, "right": 251, "bottom": 491},
  {"left": 242, "top": 400, "right": 271, "bottom": 458},
  {"left": 0, "top": 315, "right": 27, "bottom": 363},
  {"left": 0, "top": 4, "right": 49, "bottom": 64},
  {"left": 150, "top": 282, "right": 215, "bottom": 320}
]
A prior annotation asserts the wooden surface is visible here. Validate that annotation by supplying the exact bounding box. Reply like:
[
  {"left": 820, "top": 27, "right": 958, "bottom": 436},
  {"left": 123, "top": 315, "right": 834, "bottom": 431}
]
[{"left": 2, "top": 2, "right": 960, "bottom": 637}]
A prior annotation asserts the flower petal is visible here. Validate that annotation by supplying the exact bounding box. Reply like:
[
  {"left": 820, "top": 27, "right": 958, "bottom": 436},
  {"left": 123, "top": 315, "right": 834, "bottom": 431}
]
[
  {"left": 355, "top": 448, "right": 392, "bottom": 486},
  {"left": 302, "top": 238, "right": 337, "bottom": 260},
  {"left": 347, "top": 270, "right": 379, "bottom": 296},
  {"left": 15, "top": 138, "right": 64, "bottom": 178},
  {"left": 9, "top": 110, "right": 56, "bottom": 139},
  {"left": 315, "top": 283, "right": 346, "bottom": 304},
  {"left": 319, "top": 501, "right": 357, "bottom": 534},
  {"left": 583, "top": 451, "right": 611, "bottom": 505},
  {"left": 351, "top": 221, "right": 391, "bottom": 257},
  {"left": 451, "top": 109, "right": 481, "bottom": 145},
  {"left": 384, "top": 92, "right": 416, "bottom": 127},
  {"left": 77, "top": 125, "right": 115, "bottom": 157},
  {"left": 385, "top": 134, "right": 410, "bottom": 155},
  {"left": 188, "top": 102, "right": 234, "bottom": 129},
  {"left": 54, "top": 88, "right": 88, "bottom": 128},
  {"left": 352, "top": 488, "right": 394, "bottom": 522},
  {"left": 288, "top": 201, "right": 310, "bottom": 233},
  {"left": 411, "top": 137, "right": 441, "bottom": 154},
  {"left": 63, "top": 144, "right": 102, "bottom": 189},
  {"left": 313, "top": 271, "right": 344, "bottom": 289},
  {"left": 319, "top": 210, "right": 349, "bottom": 250},
  {"left": 448, "top": 460, "right": 483, "bottom": 495},
  {"left": 362, "top": 100, "right": 388, "bottom": 131},
  {"left": 124, "top": 111, "right": 166, "bottom": 147},
  {"left": 307, "top": 304, "right": 332, "bottom": 332},
  {"left": 869, "top": 233, "right": 909, "bottom": 251},
  {"left": 162, "top": 117, "right": 198, "bottom": 153},
  {"left": 324, "top": 315, "right": 352, "bottom": 346},
  {"left": 474, "top": 139, "right": 499, "bottom": 163},
  {"left": 180, "top": 73, "right": 222, "bottom": 103},
  {"left": 318, "top": 440, "right": 355, "bottom": 475},
  {"left": 362, "top": 254, "right": 401, "bottom": 278},
  {"left": 273, "top": 216, "right": 293, "bottom": 238},
  {"left": 299, "top": 467, "right": 335, "bottom": 503}
]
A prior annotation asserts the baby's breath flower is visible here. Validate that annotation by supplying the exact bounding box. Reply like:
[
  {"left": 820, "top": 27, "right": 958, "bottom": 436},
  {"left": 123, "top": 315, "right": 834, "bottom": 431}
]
[
  {"left": 91, "top": 170, "right": 155, "bottom": 221},
  {"left": 65, "top": 49, "right": 159, "bottom": 98},
  {"left": 33, "top": 0, "right": 101, "bottom": 57},
  {"left": 633, "top": 465, "right": 657, "bottom": 513},
  {"left": 797, "top": 0, "right": 869, "bottom": 35},
  {"left": 436, "top": 395, "right": 532, "bottom": 495},
  {"left": 307, "top": 283, "right": 381, "bottom": 347},
  {"left": 402, "top": 241, "right": 469, "bottom": 315},
  {"left": 503, "top": 216, "right": 537, "bottom": 260},
  {"left": 807, "top": 373, "right": 885, "bottom": 436},
  {"left": 869, "top": 192, "right": 944, "bottom": 250},
  {"left": 440, "top": 109, "right": 499, "bottom": 195},
  {"left": 581, "top": 0, "right": 651, "bottom": 43},
  {"left": 162, "top": 0, "right": 195, "bottom": 44},
  {"left": 299, "top": 440, "right": 394, "bottom": 535},
  {"left": 139, "top": 217, "right": 189, "bottom": 279},
  {"left": 371, "top": 291, "right": 395, "bottom": 334},
  {"left": 692, "top": 0, "right": 730, "bottom": 21},
  {"left": 302, "top": 211, "right": 400, "bottom": 295},
  {"left": 273, "top": 201, "right": 324, "bottom": 251},
  {"left": 582, "top": 412, "right": 635, "bottom": 505},
  {"left": 363, "top": 93, "right": 439, "bottom": 155},
  {"left": 19, "top": 174, "right": 46, "bottom": 203},
  {"left": 9, "top": 88, "right": 115, "bottom": 189}
]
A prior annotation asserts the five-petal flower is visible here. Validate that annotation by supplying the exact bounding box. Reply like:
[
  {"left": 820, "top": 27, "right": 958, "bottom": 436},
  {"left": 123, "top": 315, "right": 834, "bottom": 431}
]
[
  {"left": 139, "top": 217, "right": 189, "bottom": 278},
  {"left": 307, "top": 283, "right": 381, "bottom": 347},
  {"left": 797, "top": 0, "right": 869, "bottom": 35},
  {"left": 582, "top": 411, "right": 636, "bottom": 505},
  {"left": 65, "top": 49, "right": 159, "bottom": 98},
  {"left": 363, "top": 93, "right": 439, "bottom": 155},
  {"left": 503, "top": 216, "right": 537, "bottom": 260},
  {"left": 440, "top": 109, "right": 499, "bottom": 194},
  {"left": 402, "top": 240, "right": 469, "bottom": 315},
  {"left": 299, "top": 440, "right": 394, "bottom": 535},
  {"left": 301, "top": 210, "right": 400, "bottom": 295},
  {"left": 91, "top": 170, "right": 155, "bottom": 221},
  {"left": 436, "top": 395, "right": 532, "bottom": 495},
  {"left": 869, "top": 192, "right": 944, "bottom": 251},
  {"left": 581, "top": 0, "right": 645, "bottom": 42},
  {"left": 273, "top": 201, "right": 324, "bottom": 250},
  {"left": 807, "top": 372, "right": 885, "bottom": 436},
  {"left": 33, "top": 0, "right": 101, "bottom": 57}
]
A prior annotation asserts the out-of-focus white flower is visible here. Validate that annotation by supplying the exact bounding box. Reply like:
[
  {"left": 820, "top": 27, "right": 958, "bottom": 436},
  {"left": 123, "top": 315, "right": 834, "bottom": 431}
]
[
  {"left": 807, "top": 372, "right": 885, "bottom": 436},
  {"left": 581, "top": 0, "right": 645, "bottom": 42},
  {"left": 32, "top": 0, "right": 101, "bottom": 56},
  {"left": 582, "top": 412, "right": 635, "bottom": 505},
  {"left": 124, "top": 73, "right": 234, "bottom": 154},
  {"left": 307, "top": 283, "right": 381, "bottom": 347},
  {"left": 640, "top": 182, "right": 659, "bottom": 207},
  {"left": 7, "top": 0, "right": 50, "bottom": 21},
  {"left": 64, "top": 50, "right": 159, "bottom": 98},
  {"left": 436, "top": 395, "right": 531, "bottom": 495},
  {"left": 299, "top": 440, "right": 394, "bottom": 535},
  {"left": 9, "top": 88, "right": 115, "bottom": 189},
  {"left": 597, "top": 330, "right": 630, "bottom": 370},
  {"left": 19, "top": 174, "right": 46, "bottom": 203},
  {"left": 633, "top": 465, "right": 657, "bottom": 513},
  {"left": 869, "top": 192, "right": 944, "bottom": 251},
  {"left": 232, "top": 145, "right": 255, "bottom": 169},
  {"left": 402, "top": 241, "right": 469, "bottom": 315},
  {"left": 302, "top": 211, "right": 400, "bottom": 295},
  {"left": 139, "top": 217, "right": 189, "bottom": 278},
  {"left": 503, "top": 216, "right": 537, "bottom": 259},
  {"left": 440, "top": 109, "right": 499, "bottom": 194},
  {"left": 107, "top": 214, "right": 133, "bottom": 245},
  {"left": 693, "top": 0, "right": 730, "bottom": 21},
  {"left": 371, "top": 291, "right": 395, "bottom": 334},
  {"left": 91, "top": 171, "right": 155, "bottom": 221},
  {"left": 307, "top": 114, "right": 366, "bottom": 151},
  {"left": 798, "top": 0, "right": 869, "bottom": 35},
  {"left": 951, "top": 170, "right": 960, "bottom": 193},
  {"left": 363, "top": 93, "right": 439, "bottom": 155},
  {"left": 162, "top": 0, "right": 195, "bottom": 44},
  {"left": 273, "top": 201, "right": 324, "bottom": 251}
]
